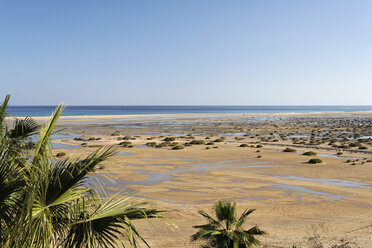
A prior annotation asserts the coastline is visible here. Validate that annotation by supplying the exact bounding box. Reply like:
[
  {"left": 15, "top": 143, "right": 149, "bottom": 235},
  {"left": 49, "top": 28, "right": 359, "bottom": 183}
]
[{"left": 9, "top": 110, "right": 372, "bottom": 121}]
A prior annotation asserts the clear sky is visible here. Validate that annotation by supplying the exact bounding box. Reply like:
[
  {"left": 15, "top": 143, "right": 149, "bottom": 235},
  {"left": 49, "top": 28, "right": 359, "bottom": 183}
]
[{"left": 1, "top": 1, "right": 371, "bottom": 105}]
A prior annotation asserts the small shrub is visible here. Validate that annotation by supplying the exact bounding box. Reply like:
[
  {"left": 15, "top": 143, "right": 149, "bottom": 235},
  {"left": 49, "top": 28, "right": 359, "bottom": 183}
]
[
  {"left": 359, "top": 146, "right": 368, "bottom": 150},
  {"left": 257, "top": 155, "right": 262, "bottom": 158},
  {"left": 146, "top": 142, "right": 157, "bottom": 147},
  {"left": 256, "top": 144, "right": 263, "bottom": 148},
  {"left": 81, "top": 143, "right": 88, "bottom": 146},
  {"left": 283, "top": 148, "right": 297, "bottom": 152},
  {"left": 163, "top": 137, "right": 176, "bottom": 142},
  {"left": 119, "top": 141, "right": 132, "bottom": 147},
  {"left": 206, "top": 142, "right": 215, "bottom": 145},
  {"left": 56, "top": 152, "right": 66, "bottom": 158},
  {"left": 213, "top": 138, "right": 224, "bottom": 143},
  {"left": 172, "top": 145, "right": 184, "bottom": 150},
  {"left": 206, "top": 147, "right": 211, "bottom": 150},
  {"left": 308, "top": 158, "right": 322, "bottom": 164},
  {"left": 256, "top": 150, "right": 260, "bottom": 153},
  {"left": 88, "top": 137, "right": 96, "bottom": 141},
  {"left": 190, "top": 140, "right": 205, "bottom": 145},
  {"left": 337, "top": 152, "right": 343, "bottom": 155},
  {"left": 302, "top": 151, "right": 317, "bottom": 156},
  {"left": 239, "top": 144, "right": 249, "bottom": 147}
]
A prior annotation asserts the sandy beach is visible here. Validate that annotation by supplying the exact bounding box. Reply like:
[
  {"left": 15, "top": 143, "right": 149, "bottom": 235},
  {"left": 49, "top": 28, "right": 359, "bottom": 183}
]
[{"left": 49, "top": 112, "right": 372, "bottom": 247}]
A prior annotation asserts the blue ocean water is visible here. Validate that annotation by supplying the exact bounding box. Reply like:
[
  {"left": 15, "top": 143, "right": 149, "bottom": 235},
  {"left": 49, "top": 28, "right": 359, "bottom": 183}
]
[{"left": 6, "top": 105, "right": 372, "bottom": 117}]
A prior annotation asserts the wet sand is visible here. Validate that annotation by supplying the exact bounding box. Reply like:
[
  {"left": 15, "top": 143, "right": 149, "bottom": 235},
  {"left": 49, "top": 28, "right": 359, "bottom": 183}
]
[{"left": 50, "top": 112, "right": 372, "bottom": 247}]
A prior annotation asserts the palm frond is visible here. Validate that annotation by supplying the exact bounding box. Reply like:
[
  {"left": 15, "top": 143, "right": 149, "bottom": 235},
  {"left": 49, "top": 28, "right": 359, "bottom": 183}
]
[
  {"left": 235, "top": 208, "right": 255, "bottom": 228},
  {"left": 0, "top": 94, "right": 10, "bottom": 132},
  {"left": 62, "top": 194, "right": 162, "bottom": 248},
  {"left": 33, "top": 104, "right": 64, "bottom": 164},
  {"left": 8, "top": 116, "right": 40, "bottom": 139}
]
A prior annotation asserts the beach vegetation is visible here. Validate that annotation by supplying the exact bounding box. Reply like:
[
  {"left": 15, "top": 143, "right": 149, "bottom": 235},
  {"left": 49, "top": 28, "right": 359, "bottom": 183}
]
[
  {"left": 119, "top": 141, "right": 132, "bottom": 147},
  {"left": 56, "top": 152, "right": 67, "bottom": 157},
  {"left": 163, "top": 137, "right": 176, "bottom": 142},
  {"left": 283, "top": 148, "right": 297, "bottom": 152},
  {"left": 190, "top": 140, "right": 205, "bottom": 145},
  {"left": 172, "top": 145, "right": 184, "bottom": 150},
  {"left": 191, "top": 200, "right": 265, "bottom": 248},
  {"left": 239, "top": 144, "right": 249, "bottom": 147},
  {"left": 122, "top": 135, "right": 136, "bottom": 140},
  {"left": 302, "top": 151, "right": 317, "bottom": 156},
  {"left": 146, "top": 142, "right": 157, "bottom": 147},
  {"left": 308, "top": 158, "right": 323, "bottom": 164}
]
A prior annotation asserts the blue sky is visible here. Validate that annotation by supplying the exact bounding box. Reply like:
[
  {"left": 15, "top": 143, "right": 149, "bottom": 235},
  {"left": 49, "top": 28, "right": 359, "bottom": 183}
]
[{"left": 1, "top": 1, "right": 371, "bottom": 105}]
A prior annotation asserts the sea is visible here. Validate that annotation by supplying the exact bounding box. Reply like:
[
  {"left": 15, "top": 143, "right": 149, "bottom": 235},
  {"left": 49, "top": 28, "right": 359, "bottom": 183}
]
[{"left": 6, "top": 105, "right": 372, "bottom": 117}]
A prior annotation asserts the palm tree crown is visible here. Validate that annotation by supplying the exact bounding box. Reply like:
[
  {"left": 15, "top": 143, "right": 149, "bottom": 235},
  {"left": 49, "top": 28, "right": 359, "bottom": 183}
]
[
  {"left": 0, "top": 94, "right": 162, "bottom": 248},
  {"left": 191, "top": 200, "right": 265, "bottom": 248}
]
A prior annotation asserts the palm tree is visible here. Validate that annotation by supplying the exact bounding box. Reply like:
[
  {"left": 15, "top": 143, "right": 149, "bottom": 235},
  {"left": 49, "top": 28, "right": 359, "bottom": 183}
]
[
  {"left": 191, "top": 201, "right": 265, "bottom": 248},
  {"left": 0, "top": 94, "right": 162, "bottom": 248}
]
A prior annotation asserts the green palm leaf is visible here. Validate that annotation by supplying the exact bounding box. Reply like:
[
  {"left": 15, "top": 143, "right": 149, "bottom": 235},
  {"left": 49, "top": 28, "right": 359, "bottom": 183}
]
[{"left": 191, "top": 201, "right": 265, "bottom": 248}]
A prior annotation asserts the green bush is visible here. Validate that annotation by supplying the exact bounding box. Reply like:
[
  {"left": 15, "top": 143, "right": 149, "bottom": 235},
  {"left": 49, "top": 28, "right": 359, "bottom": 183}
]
[
  {"left": 172, "top": 145, "right": 184, "bottom": 150},
  {"left": 190, "top": 140, "right": 205, "bottom": 145},
  {"left": 81, "top": 142, "right": 88, "bottom": 146},
  {"left": 256, "top": 144, "right": 263, "bottom": 148},
  {"left": 302, "top": 151, "right": 317, "bottom": 156},
  {"left": 308, "top": 158, "right": 322, "bottom": 164},
  {"left": 283, "top": 148, "right": 297, "bottom": 152},
  {"left": 119, "top": 141, "right": 132, "bottom": 147},
  {"left": 206, "top": 142, "right": 215, "bottom": 145},
  {"left": 88, "top": 137, "right": 96, "bottom": 141},
  {"left": 146, "top": 142, "right": 157, "bottom": 147},
  {"left": 56, "top": 152, "right": 66, "bottom": 158},
  {"left": 359, "top": 146, "right": 368, "bottom": 150},
  {"left": 122, "top": 136, "right": 136, "bottom": 140},
  {"left": 239, "top": 144, "right": 249, "bottom": 147},
  {"left": 213, "top": 138, "right": 224, "bottom": 142},
  {"left": 337, "top": 152, "right": 343, "bottom": 155},
  {"left": 163, "top": 137, "right": 175, "bottom": 142}
]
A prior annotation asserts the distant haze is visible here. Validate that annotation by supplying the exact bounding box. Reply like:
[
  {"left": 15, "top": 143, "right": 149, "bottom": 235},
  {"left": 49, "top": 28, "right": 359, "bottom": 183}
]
[{"left": 1, "top": 1, "right": 371, "bottom": 105}]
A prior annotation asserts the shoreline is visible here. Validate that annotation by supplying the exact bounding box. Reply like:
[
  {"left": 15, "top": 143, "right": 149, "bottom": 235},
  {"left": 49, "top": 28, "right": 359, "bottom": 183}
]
[{"left": 8, "top": 110, "right": 372, "bottom": 121}]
